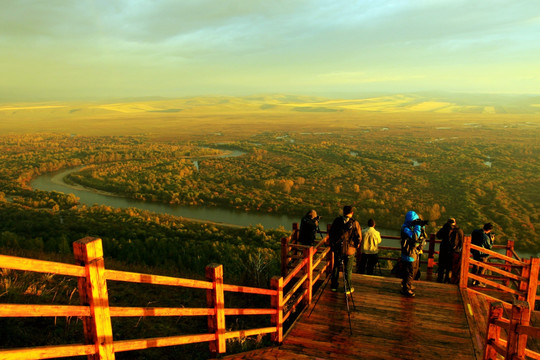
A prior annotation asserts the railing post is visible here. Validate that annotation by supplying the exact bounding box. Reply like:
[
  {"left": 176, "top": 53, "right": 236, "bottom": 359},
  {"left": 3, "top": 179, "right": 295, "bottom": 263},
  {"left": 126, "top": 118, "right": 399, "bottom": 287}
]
[
  {"left": 506, "top": 300, "right": 530, "bottom": 360},
  {"left": 459, "top": 235, "right": 472, "bottom": 289},
  {"left": 206, "top": 264, "right": 226, "bottom": 355},
  {"left": 504, "top": 240, "right": 515, "bottom": 287},
  {"left": 281, "top": 237, "right": 289, "bottom": 277},
  {"left": 292, "top": 222, "right": 299, "bottom": 243},
  {"left": 518, "top": 258, "right": 531, "bottom": 302},
  {"left": 303, "top": 246, "right": 314, "bottom": 306},
  {"left": 526, "top": 258, "right": 540, "bottom": 310},
  {"left": 73, "top": 237, "right": 115, "bottom": 360},
  {"left": 326, "top": 223, "right": 333, "bottom": 278},
  {"left": 483, "top": 301, "right": 504, "bottom": 360},
  {"left": 271, "top": 276, "right": 283, "bottom": 344},
  {"left": 427, "top": 233, "right": 436, "bottom": 280}
]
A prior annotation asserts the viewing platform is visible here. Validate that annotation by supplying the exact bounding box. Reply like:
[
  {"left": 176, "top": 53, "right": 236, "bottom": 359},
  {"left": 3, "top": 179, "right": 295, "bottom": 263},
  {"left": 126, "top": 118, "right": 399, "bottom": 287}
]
[{"left": 220, "top": 274, "right": 478, "bottom": 359}]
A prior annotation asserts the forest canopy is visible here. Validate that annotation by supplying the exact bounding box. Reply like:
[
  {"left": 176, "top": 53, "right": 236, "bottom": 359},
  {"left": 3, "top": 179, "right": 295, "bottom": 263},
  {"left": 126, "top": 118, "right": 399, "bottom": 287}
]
[{"left": 0, "top": 118, "right": 538, "bottom": 254}]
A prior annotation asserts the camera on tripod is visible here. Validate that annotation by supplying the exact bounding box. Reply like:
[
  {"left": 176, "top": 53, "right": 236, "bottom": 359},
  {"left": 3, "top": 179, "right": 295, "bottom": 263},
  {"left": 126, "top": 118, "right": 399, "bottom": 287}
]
[{"left": 411, "top": 219, "right": 429, "bottom": 226}]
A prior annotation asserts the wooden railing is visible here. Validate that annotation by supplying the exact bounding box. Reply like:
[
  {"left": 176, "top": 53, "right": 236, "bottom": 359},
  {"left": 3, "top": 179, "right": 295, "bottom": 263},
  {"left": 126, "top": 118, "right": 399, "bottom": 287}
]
[
  {"left": 0, "top": 237, "right": 280, "bottom": 359},
  {"left": 3, "top": 226, "right": 536, "bottom": 359},
  {"left": 275, "top": 236, "right": 331, "bottom": 339},
  {"left": 459, "top": 236, "right": 540, "bottom": 311},
  {"left": 484, "top": 301, "right": 540, "bottom": 359},
  {"left": 281, "top": 223, "right": 441, "bottom": 279}
]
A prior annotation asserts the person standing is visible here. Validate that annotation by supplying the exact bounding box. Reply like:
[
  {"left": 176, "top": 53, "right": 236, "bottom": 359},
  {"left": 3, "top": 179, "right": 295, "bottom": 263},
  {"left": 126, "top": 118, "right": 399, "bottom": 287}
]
[
  {"left": 329, "top": 206, "right": 362, "bottom": 294},
  {"left": 449, "top": 222, "right": 465, "bottom": 284},
  {"left": 436, "top": 218, "right": 456, "bottom": 283},
  {"left": 358, "top": 218, "right": 382, "bottom": 275},
  {"left": 470, "top": 223, "right": 495, "bottom": 286},
  {"left": 298, "top": 210, "right": 320, "bottom": 246},
  {"left": 400, "top": 211, "right": 427, "bottom": 297}
]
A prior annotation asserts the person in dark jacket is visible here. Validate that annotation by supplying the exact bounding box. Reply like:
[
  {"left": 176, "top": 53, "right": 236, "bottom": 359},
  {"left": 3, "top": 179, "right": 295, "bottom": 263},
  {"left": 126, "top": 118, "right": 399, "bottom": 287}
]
[
  {"left": 329, "top": 206, "right": 362, "bottom": 294},
  {"left": 436, "top": 218, "right": 456, "bottom": 283},
  {"left": 400, "top": 211, "right": 427, "bottom": 297},
  {"left": 298, "top": 210, "right": 320, "bottom": 246},
  {"left": 470, "top": 222, "right": 495, "bottom": 286},
  {"left": 450, "top": 223, "right": 465, "bottom": 284}
]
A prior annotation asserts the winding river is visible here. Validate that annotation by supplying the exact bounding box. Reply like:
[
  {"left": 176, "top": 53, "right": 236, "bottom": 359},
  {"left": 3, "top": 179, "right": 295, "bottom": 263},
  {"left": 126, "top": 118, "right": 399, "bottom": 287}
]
[
  {"left": 29, "top": 166, "right": 399, "bottom": 237},
  {"left": 30, "top": 167, "right": 302, "bottom": 230},
  {"left": 30, "top": 168, "right": 537, "bottom": 258}
]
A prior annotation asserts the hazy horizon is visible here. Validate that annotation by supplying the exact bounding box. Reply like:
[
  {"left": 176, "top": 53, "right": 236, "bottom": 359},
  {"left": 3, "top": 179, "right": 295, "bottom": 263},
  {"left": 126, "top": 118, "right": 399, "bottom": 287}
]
[{"left": 1, "top": 1, "right": 540, "bottom": 102}]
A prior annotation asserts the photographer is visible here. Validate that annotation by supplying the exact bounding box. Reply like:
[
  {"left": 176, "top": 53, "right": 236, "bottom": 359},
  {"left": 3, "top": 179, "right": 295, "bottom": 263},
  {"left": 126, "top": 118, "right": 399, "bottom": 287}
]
[
  {"left": 298, "top": 210, "right": 320, "bottom": 246},
  {"left": 470, "top": 223, "right": 495, "bottom": 287},
  {"left": 436, "top": 218, "right": 456, "bottom": 283},
  {"left": 400, "top": 211, "right": 428, "bottom": 297},
  {"left": 329, "top": 206, "right": 362, "bottom": 294}
]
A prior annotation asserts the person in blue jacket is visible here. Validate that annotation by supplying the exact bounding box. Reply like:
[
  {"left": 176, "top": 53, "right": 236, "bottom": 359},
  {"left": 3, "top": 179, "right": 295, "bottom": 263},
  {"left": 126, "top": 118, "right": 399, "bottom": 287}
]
[{"left": 400, "top": 211, "right": 428, "bottom": 297}]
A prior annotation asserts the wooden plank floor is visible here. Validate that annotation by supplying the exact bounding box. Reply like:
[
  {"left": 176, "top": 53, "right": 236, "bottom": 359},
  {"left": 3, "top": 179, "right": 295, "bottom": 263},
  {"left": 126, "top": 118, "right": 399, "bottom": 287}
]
[{"left": 221, "top": 274, "right": 477, "bottom": 360}]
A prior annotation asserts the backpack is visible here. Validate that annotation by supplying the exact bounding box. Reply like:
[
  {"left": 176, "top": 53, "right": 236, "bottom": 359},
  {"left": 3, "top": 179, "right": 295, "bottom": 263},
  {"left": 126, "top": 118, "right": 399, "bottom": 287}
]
[
  {"left": 330, "top": 218, "right": 356, "bottom": 255},
  {"left": 401, "top": 226, "right": 426, "bottom": 255},
  {"left": 449, "top": 227, "right": 463, "bottom": 253}
]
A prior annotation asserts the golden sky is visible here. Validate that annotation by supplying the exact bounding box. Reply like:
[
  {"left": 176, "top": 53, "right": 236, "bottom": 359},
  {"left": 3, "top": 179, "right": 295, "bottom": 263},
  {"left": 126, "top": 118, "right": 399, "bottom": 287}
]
[{"left": 1, "top": 0, "right": 539, "bottom": 101}]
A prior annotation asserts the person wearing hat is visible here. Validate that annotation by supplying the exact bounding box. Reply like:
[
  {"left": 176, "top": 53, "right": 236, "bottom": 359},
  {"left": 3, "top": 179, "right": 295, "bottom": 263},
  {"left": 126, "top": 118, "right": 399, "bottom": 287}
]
[
  {"left": 400, "top": 210, "right": 428, "bottom": 297},
  {"left": 436, "top": 218, "right": 457, "bottom": 283},
  {"left": 329, "top": 205, "right": 362, "bottom": 294},
  {"left": 470, "top": 223, "right": 495, "bottom": 286},
  {"left": 298, "top": 209, "right": 320, "bottom": 246}
]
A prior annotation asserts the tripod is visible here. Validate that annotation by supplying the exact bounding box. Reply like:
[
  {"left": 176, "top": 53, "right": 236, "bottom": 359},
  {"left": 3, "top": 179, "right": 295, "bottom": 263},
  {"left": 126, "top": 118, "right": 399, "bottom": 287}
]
[{"left": 308, "top": 254, "right": 356, "bottom": 335}]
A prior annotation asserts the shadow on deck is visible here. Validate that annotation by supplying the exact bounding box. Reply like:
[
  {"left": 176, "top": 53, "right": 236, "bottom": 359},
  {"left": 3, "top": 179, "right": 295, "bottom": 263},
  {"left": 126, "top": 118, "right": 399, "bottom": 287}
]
[{"left": 221, "top": 274, "right": 482, "bottom": 360}]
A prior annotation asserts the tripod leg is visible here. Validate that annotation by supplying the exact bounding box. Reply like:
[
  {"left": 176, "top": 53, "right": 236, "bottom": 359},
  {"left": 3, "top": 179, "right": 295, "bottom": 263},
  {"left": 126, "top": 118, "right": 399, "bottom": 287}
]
[
  {"left": 343, "top": 268, "right": 356, "bottom": 311},
  {"left": 307, "top": 268, "right": 332, "bottom": 318},
  {"left": 340, "top": 259, "right": 354, "bottom": 335},
  {"left": 342, "top": 257, "right": 356, "bottom": 310}
]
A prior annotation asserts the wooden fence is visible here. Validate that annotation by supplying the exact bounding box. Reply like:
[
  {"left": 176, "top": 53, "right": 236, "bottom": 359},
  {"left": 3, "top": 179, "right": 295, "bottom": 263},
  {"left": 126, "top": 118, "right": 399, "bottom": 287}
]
[
  {"left": 484, "top": 301, "right": 540, "bottom": 359},
  {"left": 2, "top": 225, "right": 538, "bottom": 359},
  {"left": 0, "top": 237, "right": 279, "bottom": 359},
  {"left": 281, "top": 223, "right": 441, "bottom": 279},
  {"left": 459, "top": 236, "right": 540, "bottom": 311}
]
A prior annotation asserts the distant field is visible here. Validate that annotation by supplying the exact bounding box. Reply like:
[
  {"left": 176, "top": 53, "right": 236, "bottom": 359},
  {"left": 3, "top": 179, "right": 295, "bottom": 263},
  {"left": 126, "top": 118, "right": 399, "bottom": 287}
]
[{"left": 0, "top": 94, "right": 538, "bottom": 136}]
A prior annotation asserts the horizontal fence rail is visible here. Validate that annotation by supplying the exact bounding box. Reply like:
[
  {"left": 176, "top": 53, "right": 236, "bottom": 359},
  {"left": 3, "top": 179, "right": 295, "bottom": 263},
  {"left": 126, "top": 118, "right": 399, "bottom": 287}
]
[
  {"left": 0, "top": 236, "right": 281, "bottom": 359},
  {"left": 459, "top": 236, "right": 539, "bottom": 313}
]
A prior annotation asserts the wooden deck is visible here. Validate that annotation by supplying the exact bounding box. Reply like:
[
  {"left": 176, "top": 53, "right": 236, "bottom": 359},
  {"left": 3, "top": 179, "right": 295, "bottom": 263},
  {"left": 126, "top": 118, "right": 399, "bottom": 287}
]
[{"left": 221, "top": 274, "right": 481, "bottom": 360}]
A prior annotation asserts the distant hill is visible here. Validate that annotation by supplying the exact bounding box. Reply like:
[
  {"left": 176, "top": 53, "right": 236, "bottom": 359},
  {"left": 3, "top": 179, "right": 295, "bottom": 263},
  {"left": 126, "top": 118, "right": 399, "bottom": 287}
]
[
  {"left": 1, "top": 93, "right": 539, "bottom": 116},
  {"left": 1, "top": 93, "right": 538, "bottom": 135}
]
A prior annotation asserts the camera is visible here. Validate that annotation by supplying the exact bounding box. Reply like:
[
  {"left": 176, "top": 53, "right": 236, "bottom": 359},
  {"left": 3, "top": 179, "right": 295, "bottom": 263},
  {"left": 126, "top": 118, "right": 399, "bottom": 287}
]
[
  {"left": 314, "top": 215, "right": 322, "bottom": 221},
  {"left": 411, "top": 219, "right": 429, "bottom": 227}
]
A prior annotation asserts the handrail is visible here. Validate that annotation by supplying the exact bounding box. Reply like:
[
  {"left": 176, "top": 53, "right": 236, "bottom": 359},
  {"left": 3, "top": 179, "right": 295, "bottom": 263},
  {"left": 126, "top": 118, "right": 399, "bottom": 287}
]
[
  {"left": 0, "top": 237, "right": 282, "bottom": 359},
  {"left": 283, "top": 228, "right": 440, "bottom": 279},
  {"left": 460, "top": 236, "right": 539, "bottom": 321},
  {"left": 105, "top": 268, "right": 214, "bottom": 289},
  {"left": 469, "top": 243, "right": 526, "bottom": 266},
  {"left": 484, "top": 301, "right": 540, "bottom": 360},
  {"left": 0, "top": 254, "right": 86, "bottom": 277}
]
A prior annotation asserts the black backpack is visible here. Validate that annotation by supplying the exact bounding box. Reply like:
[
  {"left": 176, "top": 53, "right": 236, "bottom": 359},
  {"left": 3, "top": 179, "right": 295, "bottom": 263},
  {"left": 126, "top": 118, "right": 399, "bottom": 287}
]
[{"left": 330, "top": 218, "right": 356, "bottom": 254}]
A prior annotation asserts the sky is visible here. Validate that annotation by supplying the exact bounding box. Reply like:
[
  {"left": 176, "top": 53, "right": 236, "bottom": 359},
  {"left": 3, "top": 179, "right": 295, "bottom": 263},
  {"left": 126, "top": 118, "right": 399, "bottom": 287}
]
[{"left": 1, "top": 0, "right": 539, "bottom": 101}]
